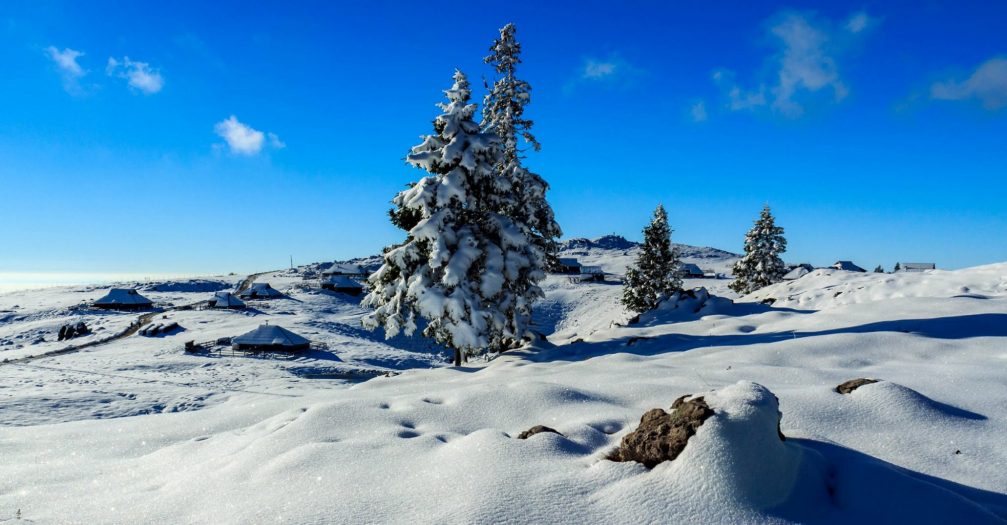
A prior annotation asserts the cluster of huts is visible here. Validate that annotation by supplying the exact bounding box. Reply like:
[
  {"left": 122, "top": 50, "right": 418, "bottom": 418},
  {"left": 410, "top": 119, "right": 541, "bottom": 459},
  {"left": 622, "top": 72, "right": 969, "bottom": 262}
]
[
  {"left": 783, "top": 261, "right": 937, "bottom": 280},
  {"left": 88, "top": 261, "right": 373, "bottom": 353}
]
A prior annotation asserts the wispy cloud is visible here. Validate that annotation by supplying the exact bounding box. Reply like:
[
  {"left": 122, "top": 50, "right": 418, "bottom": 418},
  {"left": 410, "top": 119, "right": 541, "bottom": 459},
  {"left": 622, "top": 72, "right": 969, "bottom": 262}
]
[
  {"left": 214, "top": 116, "right": 283, "bottom": 156},
  {"left": 46, "top": 46, "right": 86, "bottom": 94},
  {"left": 845, "top": 11, "right": 876, "bottom": 34},
  {"left": 930, "top": 57, "right": 1007, "bottom": 111},
  {"left": 568, "top": 53, "right": 643, "bottom": 90},
  {"left": 582, "top": 59, "right": 618, "bottom": 80},
  {"left": 690, "top": 100, "right": 708, "bottom": 122},
  {"left": 106, "top": 56, "right": 164, "bottom": 94},
  {"left": 710, "top": 11, "right": 875, "bottom": 118}
]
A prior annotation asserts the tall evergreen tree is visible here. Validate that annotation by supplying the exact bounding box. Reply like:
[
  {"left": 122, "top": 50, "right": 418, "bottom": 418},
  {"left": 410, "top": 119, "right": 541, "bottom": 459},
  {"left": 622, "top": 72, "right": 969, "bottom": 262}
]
[
  {"left": 482, "top": 23, "right": 562, "bottom": 270},
  {"left": 622, "top": 204, "right": 682, "bottom": 313},
  {"left": 729, "top": 205, "right": 788, "bottom": 295},
  {"left": 363, "top": 71, "right": 547, "bottom": 366}
]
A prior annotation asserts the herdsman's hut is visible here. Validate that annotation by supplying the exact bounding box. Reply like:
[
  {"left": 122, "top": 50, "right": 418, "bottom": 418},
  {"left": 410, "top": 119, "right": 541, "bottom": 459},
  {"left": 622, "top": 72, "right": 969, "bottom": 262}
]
[
  {"left": 232, "top": 324, "right": 310, "bottom": 352},
  {"left": 209, "top": 291, "right": 246, "bottom": 309},
  {"left": 782, "top": 266, "right": 810, "bottom": 280},
  {"left": 680, "top": 264, "right": 705, "bottom": 278},
  {"left": 322, "top": 263, "right": 368, "bottom": 279},
  {"left": 321, "top": 276, "right": 364, "bottom": 296},
  {"left": 553, "top": 258, "right": 583, "bottom": 274},
  {"left": 93, "top": 288, "right": 153, "bottom": 311},
  {"left": 832, "top": 261, "right": 867, "bottom": 272},
  {"left": 238, "top": 283, "right": 285, "bottom": 300}
]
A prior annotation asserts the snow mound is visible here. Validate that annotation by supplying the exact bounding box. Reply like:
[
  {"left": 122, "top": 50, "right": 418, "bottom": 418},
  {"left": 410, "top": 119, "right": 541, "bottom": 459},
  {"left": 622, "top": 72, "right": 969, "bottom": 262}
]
[
  {"left": 597, "top": 382, "right": 806, "bottom": 518},
  {"left": 843, "top": 380, "right": 987, "bottom": 424},
  {"left": 636, "top": 287, "right": 735, "bottom": 325}
]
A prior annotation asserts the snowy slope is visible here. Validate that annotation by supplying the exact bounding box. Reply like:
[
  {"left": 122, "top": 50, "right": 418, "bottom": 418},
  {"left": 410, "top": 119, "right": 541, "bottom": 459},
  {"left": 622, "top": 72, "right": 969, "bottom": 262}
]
[{"left": 1, "top": 252, "right": 1006, "bottom": 523}]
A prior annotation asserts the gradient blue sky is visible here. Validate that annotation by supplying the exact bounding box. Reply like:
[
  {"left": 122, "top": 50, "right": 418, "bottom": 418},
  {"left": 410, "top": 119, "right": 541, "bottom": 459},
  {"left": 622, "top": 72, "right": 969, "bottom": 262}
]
[{"left": 1, "top": 0, "right": 1005, "bottom": 277}]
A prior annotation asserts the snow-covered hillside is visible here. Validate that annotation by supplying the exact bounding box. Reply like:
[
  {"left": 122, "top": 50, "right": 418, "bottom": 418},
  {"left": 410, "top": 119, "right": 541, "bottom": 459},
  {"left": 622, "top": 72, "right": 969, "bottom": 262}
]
[{"left": 1, "top": 247, "right": 1006, "bottom": 523}]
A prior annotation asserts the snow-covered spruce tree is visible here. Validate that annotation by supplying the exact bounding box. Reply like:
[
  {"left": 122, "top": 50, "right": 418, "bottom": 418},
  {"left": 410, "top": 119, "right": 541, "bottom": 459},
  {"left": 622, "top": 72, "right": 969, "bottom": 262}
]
[
  {"left": 622, "top": 204, "right": 682, "bottom": 313},
  {"left": 729, "top": 205, "right": 788, "bottom": 295},
  {"left": 363, "top": 71, "right": 546, "bottom": 367},
  {"left": 482, "top": 23, "right": 563, "bottom": 270}
]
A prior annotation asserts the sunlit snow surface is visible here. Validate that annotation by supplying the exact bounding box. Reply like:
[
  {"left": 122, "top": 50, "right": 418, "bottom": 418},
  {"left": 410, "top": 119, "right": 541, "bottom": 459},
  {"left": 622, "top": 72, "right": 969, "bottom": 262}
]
[{"left": 2, "top": 248, "right": 1006, "bottom": 523}]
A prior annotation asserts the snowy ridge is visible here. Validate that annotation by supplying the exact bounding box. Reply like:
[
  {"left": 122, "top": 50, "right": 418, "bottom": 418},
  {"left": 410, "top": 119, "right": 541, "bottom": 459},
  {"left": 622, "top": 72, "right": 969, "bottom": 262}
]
[{"left": 742, "top": 264, "right": 1007, "bottom": 310}]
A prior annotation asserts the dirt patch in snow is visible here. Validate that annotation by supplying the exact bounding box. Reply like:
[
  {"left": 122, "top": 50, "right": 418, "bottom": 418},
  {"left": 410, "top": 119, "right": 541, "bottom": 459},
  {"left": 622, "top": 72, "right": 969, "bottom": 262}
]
[
  {"left": 607, "top": 395, "right": 715, "bottom": 468},
  {"left": 517, "top": 425, "right": 562, "bottom": 439},
  {"left": 836, "top": 378, "right": 880, "bottom": 394}
]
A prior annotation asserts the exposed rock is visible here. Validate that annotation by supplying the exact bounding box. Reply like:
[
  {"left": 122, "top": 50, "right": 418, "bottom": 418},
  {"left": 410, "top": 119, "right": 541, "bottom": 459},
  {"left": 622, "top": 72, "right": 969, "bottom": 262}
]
[
  {"left": 517, "top": 425, "right": 562, "bottom": 439},
  {"left": 608, "top": 395, "right": 715, "bottom": 468},
  {"left": 836, "top": 378, "right": 880, "bottom": 394}
]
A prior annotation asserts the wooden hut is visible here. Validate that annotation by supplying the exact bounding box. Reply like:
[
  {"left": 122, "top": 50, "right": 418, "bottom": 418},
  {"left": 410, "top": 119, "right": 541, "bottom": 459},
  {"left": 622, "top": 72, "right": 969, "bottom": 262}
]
[
  {"left": 232, "top": 324, "right": 310, "bottom": 352},
  {"left": 238, "top": 282, "right": 285, "bottom": 300},
  {"left": 93, "top": 288, "right": 153, "bottom": 311},
  {"left": 321, "top": 276, "right": 364, "bottom": 296}
]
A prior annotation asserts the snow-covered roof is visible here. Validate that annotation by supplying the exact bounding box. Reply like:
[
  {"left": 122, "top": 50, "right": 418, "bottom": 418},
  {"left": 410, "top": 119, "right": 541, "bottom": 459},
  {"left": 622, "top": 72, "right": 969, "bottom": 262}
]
[
  {"left": 322, "top": 263, "right": 367, "bottom": 276},
  {"left": 232, "top": 324, "right": 310, "bottom": 347},
  {"left": 833, "top": 261, "right": 866, "bottom": 272},
  {"left": 681, "top": 263, "right": 704, "bottom": 275},
  {"left": 323, "top": 276, "right": 363, "bottom": 289},
  {"left": 212, "top": 291, "right": 246, "bottom": 308},
  {"left": 782, "top": 267, "right": 810, "bottom": 280},
  {"left": 557, "top": 258, "right": 582, "bottom": 268},
  {"left": 94, "top": 288, "right": 153, "bottom": 306},
  {"left": 239, "top": 282, "right": 284, "bottom": 298},
  {"left": 580, "top": 266, "right": 604, "bottom": 275}
]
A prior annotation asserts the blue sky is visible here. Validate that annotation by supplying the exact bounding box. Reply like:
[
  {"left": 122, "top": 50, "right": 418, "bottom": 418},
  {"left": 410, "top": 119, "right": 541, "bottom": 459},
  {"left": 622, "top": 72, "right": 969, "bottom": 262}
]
[{"left": 1, "top": 0, "right": 1005, "bottom": 277}]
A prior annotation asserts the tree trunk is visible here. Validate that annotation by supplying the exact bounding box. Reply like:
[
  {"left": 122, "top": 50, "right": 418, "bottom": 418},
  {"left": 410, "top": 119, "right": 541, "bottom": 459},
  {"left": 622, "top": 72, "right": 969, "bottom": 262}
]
[{"left": 453, "top": 348, "right": 462, "bottom": 367}]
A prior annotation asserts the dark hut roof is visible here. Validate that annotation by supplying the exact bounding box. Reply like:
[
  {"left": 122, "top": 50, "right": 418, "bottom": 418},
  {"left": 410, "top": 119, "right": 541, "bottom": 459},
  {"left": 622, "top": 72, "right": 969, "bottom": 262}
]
[
  {"left": 232, "top": 324, "right": 310, "bottom": 347},
  {"left": 239, "top": 282, "right": 284, "bottom": 298},
  {"left": 323, "top": 276, "right": 363, "bottom": 289},
  {"left": 681, "top": 263, "right": 704, "bottom": 275},
  {"left": 557, "top": 258, "right": 582, "bottom": 268}
]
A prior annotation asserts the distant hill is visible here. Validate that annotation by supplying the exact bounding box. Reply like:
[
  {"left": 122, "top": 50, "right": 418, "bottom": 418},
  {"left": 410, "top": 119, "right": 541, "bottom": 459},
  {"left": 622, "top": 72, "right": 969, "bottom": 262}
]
[{"left": 559, "top": 235, "right": 739, "bottom": 260}]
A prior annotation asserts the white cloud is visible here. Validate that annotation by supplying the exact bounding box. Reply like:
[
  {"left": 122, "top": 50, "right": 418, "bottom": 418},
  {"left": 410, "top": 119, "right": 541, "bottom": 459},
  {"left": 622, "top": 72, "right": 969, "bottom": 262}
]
[
  {"left": 106, "top": 56, "right": 164, "bottom": 94},
  {"left": 569, "top": 54, "right": 643, "bottom": 89},
  {"left": 930, "top": 57, "right": 1007, "bottom": 111},
  {"left": 711, "top": 11, "right": 872, "bottom": 118},
  {"left": 46, "top": 46, "right": 86, "bottom": 93},
  {"left": 214, "top": 116, "right": 283, "bottom": 156},
  {"left": 690, "top": 100, "right": 708, "bottom": 122},
  {"left": 845, "top": 11, "right": 874, "bottom": 34},
  {"left": 769, "top": 13, "right": 848, "bottom": 116},
  {"left": 268, "top": 132, "right": 286, "bottom": 149},
  {"left": 583, "top": 59, "right": 617, "bottom": 79}
]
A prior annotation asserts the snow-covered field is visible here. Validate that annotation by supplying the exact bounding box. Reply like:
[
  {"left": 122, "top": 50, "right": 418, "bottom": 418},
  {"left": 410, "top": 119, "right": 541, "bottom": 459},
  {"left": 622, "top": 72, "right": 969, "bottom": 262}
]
[{"left": 2, "top": 239, "right": 1006, "bottom": 523}]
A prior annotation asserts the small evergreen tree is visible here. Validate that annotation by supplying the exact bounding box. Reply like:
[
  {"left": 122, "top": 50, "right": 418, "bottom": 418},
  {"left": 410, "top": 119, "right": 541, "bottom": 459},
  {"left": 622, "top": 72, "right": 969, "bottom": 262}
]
[
  {"left": 363, "top": 71, "right": 547, "bottom": 366},
  {"left": 893, "top": 262, "right": 901, "bottom": 272},
  {"left": 622, "top": 204, "right": 682, "bottom": 312},
  {"left": 874, "top": 265, "right": 884, "bottom": 273},
  {"left": 729, "top": 205, "right": 788, "bottom": 295},
  {"left": 482, "top": 23, "right": 563, "bottom": 271}
]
